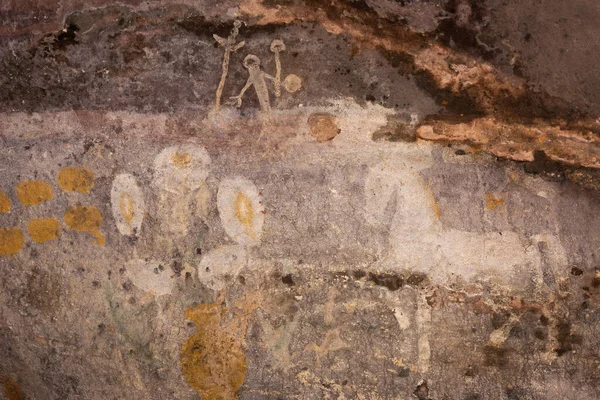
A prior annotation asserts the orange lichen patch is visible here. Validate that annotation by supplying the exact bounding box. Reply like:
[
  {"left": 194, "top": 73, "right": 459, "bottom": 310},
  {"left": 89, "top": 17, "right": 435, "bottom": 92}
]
[
  {"left": 57, "top": 167, "right": 94, "bottom": 194},
  {"left": 171, "top": 151, "right": 192, "bottom": 168},
  {"left": 308, "top": 113, "right": 341, "bottom": 142},
  {"left": 15, "top": 180, "right": 53, "bottom": 206},
  {"left": 180, "top": 304, "right": 247, "bottom": 400},
  {"left": 0, "top": 227, "right": 24, "bottom": 256},
  {"left": 2, "top": 376, "right": 22, "bottom": 400},
  {"left": 485, "top": 193, "right": 505, "bottom": 210},
  {"left": 27, "top": 218, "right": 61, "bottom": 243},
  {"left": 64, "top": 206, "right": 105, "bottom": 245},
  {"left": 119, "top": 192, "right": 135, "bottom": 225},
  {"left": 233, "top": 192, "right": 256, "bottom": 238},
  {"left": 0, "top": 190, "right": 10, "bottom": 213}
]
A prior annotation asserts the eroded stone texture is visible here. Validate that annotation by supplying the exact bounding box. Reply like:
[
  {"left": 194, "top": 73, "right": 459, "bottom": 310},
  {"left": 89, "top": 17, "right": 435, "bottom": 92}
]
[{"left": 2, "top": 1, "right": 600, "bottom": 400}]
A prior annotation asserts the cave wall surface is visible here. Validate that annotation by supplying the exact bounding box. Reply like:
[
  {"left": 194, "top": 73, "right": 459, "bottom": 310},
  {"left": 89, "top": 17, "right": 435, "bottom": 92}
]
[{"left": 2, "top": 1, "right": 600, "bottom": 399}]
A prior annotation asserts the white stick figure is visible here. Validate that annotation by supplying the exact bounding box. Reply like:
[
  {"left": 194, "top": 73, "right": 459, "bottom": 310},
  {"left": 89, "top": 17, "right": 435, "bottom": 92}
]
[
  {"left": 229, "top": 54, "right": 275, "bottom": 112},
  {"left": 214, "top": 20, "right": 245, "bottom": 112}
]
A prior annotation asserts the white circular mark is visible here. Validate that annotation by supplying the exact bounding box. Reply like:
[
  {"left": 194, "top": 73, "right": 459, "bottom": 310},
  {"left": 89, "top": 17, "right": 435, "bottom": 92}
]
[
  {"left": 111, "top": 173, "right": 146, "bottom": 236},
  {"left": 217, "top": 177, "right": 264, "bottom": 246},
  {"left": 197, "top": 245, "right": 248, "bottom": 291},
  {"left": 125, "top": 259, "right": 173, "bottom": 296},
  {"left": 283, "top": 74, "right": 302, "bottom": 93},
  {"left": 153, "top": 145, "right": 211, "bottom": 192}
]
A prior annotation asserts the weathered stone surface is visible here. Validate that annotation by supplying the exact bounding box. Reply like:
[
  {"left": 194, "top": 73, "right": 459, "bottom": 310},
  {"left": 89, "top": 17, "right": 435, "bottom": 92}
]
[{"left": 2, "top": 1, "right": 600, "bottom": 399}]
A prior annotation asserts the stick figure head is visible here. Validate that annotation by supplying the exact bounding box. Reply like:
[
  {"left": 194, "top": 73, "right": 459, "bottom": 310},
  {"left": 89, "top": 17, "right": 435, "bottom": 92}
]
[
  {"left": 243, "top": 54, "right": 260, "bottom": 69},
  {"left": 270, "top": 39, "right": 286, "bottom": 52}
]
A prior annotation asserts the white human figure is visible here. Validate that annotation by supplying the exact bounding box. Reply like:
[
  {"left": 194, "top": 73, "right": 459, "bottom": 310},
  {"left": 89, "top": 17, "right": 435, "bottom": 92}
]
[
  {"left": 111, "top": 145, "right": 212, "bottom": 298},
  {"left": 152, "top": 145, "right": 211, "bottom": 237},
  {"left": 364, "top": 158, "right": 567, "bottom": 292},
  {"left": 230, "top": 54, "right": 275, "bottom": 112}
]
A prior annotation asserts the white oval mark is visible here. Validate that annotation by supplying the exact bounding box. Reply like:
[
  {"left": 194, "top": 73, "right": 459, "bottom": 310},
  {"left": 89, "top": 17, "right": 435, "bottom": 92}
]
[
  {"left": 111, "top": 173, "right": 146, "bottom": 236},
  {"left": 217, "top": 177, "right": 264, "bottom": 246}
]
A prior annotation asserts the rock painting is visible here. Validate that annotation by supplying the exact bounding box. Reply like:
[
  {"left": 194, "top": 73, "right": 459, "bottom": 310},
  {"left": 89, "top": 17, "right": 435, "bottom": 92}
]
[
  {"left": 308, "top": 113, "right": 341, "bottom": 142},
  {"left": 1, "top": 166, "right": 104, "bottom": 255},
  {"left": 180, "top": 304, "right": 247, "bottom": 400},
  {"left": 27, "top": 218, "right": 61, "bottom": 243},
  {"left": 0, "top": 227, "right": 24, "bottom": 256},
  {"left": 153, "top": 145, "right": 211, "bottom": 236},
  {"left": 198, "top": 245, "right": 248, "bottom": 291},
  {"left": 213, "top": 20, "right": 302, "bottom": 113},
  {"left": 0, "top": 190, "right": 10, "bottom": 213},
  {"left": 57, "top": 167, "right": 94, "bottom": 194},
  {"left": 214, "top": 20, "right": 245, "bottom": 112},
  {"left": 364, "top": 156, "right": 567, "bottom": 291},
  {"left": 64, "top": 206, "right": 105, "bottom": 245},
  {"left": 111, "top": 173, "right": 145, "bottom": 236},
  {"left": 124, "top": 259, "right": 173, "bottom": 296},
  {"left": 15, "top": 180, "right": 53, "bottom": 206},
  {"left": 217, "top": 177, "right": 264, "bottom": 246},
  {"left": 197, "top": 177, "right": 263, "bottom": 292}
]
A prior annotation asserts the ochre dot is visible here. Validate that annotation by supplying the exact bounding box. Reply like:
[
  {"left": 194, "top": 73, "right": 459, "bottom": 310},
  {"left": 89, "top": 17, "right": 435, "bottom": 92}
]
[
  {"left": 57, "top": 167, "right": 94, "bottom": 194},
  {"left": 0, "top": 191, "right": 10, "bottom": 213},
  {"left": 15, "top": 181, "right": 54, "bottom": 206},
  {"left": 171, "top": 152, "right": 192, "bottom": 168},
  {"left": 308, "top": 113, "right": 341, "bottom": 142},
  {"left": 119, "top": 192, "right": 135, "bottom": 226},
  {"left": 233, "top": 191, "right": 255, "bottom": 238},
  {"left": 0, "top": 227, "right": 24, "bottom": 256},
  {"left": 283, "top": 74, "right": 302, "bottom": 93},
  {"left": 27, "top": 218, "right": 61, "bottom": 243},
  {"left": 64, "top": 205, "right": 105, "bottom": 245}
]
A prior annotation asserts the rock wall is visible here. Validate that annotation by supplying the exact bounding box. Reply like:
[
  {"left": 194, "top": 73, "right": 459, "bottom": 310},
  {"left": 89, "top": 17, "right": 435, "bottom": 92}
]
[{"left": 1, "top": 1, "right": 600, "bottom": 399}]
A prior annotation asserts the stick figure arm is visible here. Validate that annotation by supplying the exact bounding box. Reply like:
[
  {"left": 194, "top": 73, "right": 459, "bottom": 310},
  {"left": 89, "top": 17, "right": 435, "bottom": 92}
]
[
  {"left": 262, "top": 72, "right": 275, "bottom": 81},
  {"left": 229, "top": 77, "right": 253, "bottom": 107}
]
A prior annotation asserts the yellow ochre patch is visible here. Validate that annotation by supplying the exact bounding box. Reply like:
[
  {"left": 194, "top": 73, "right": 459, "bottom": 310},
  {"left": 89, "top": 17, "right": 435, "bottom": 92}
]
[
  {"left": 64, "top": 206, "right": 105, "bottom": 245},
  {"left": 171, "top": 152, "right": 192, "bottom": 168},
  {"left": 58, "top": 167, "right": 94, "bottom": 194},
  {"left": 485, "top": 192, "right": 505, "bottom": 210},
  {"left": 0, "top": 190, "right": 10, "bottom": 213},
  {"left": 180, "top": 304, "right": 247, "bottom": 400},
  {"left": 16, "top": 181, "right": 54, "bottom": 206},
  {"left": 233, "top": 191, "right": 255, "bottom": 238},
  {"left": 119, "top": 192, "right": 135, "bottom": 226},
  {"left": 0, "top": 227, "right": 24, "bottom": 256},
  {"left": 27, "top": 218, "right": 61, "bottom": 243}
]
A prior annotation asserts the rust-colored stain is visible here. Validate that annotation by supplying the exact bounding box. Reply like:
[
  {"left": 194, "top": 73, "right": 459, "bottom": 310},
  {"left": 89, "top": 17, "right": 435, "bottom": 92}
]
[
  {"left": 64, "top": 206, "right": 105, "bottom": 245},
  {"left": 27, "top": 218, "right": 61, "bottom": 243},
  {"left": 15, "top": 180, "right": 53, "bottom": 206},
  {"left": 180, "top": 304, "right": 247, "bottom": 400},
  {"left": 57, "top": 167, "right": 94, "bottom": 194},
  {"left": 308, "top": 113, "right": 341, "bottom": 142},
  {"left": 0, "top": 190, "right": 10, "bottom": 213},
  {"left": 0, "top": 227, "right": 24, "bottom": 256},
  {"left": 233, "top": 191, "right": 256, "bottom": 238},
  {"left": 171, "top": 151, "right": 192, "bottom": 168},
  {"left": 2, "top": 376, "right": 22, "bottom": 400},
  {"left": 485, "top": 192, "right": 505, "bottom": 210},
  {"left": 119, "top": 192, "right": 135, "bottom": 225}
]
